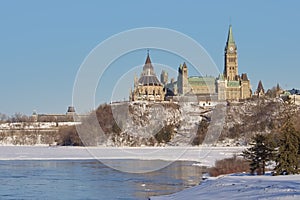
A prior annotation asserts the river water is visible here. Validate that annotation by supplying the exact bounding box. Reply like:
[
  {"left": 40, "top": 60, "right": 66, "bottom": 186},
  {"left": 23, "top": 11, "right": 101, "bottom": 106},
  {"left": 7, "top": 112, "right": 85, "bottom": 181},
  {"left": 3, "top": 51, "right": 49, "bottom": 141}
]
[{"left": 0, "top": 159, "right": 203, "bottom": 199}]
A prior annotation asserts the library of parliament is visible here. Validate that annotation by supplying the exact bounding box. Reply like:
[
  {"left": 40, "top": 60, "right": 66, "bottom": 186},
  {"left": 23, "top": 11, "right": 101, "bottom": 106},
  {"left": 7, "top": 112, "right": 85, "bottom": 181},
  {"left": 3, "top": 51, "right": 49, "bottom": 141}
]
[{"left": 129, "top": 25, "right": 252, "bottom": 102}]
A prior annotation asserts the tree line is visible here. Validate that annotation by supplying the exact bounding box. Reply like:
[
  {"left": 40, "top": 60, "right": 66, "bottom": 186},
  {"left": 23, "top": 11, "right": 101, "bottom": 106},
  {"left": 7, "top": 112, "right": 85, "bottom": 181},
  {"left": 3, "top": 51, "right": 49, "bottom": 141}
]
[{"left": 0, "top": 113, "right": 33, "bottom": 123}]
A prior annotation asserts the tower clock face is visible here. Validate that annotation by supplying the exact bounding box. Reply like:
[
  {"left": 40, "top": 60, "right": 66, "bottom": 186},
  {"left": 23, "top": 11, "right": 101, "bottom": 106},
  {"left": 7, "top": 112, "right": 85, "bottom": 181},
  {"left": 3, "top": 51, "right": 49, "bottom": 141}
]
[{"left": 229, "top": 46, "right": 234, "bottom": 52}]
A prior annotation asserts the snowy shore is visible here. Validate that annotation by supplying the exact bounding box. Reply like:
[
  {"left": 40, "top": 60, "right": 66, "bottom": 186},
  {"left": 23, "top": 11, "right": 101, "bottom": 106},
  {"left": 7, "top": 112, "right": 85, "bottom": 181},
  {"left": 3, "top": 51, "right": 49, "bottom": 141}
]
[
  {"left": 0, "top": 146, "right": 245, "bottom": 167},
  {"left": 2, "top": 146, "right": 299, "bottom": 199},
  {"left": 151, "top": 173, "right": 300, "bottom": 200}
]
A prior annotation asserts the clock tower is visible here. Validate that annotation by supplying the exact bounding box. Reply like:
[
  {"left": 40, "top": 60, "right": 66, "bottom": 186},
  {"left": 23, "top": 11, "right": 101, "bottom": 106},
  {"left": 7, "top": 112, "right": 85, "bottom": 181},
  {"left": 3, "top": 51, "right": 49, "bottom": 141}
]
[{"left": 224, "top": 25, "right": 238, "bottom": 81}]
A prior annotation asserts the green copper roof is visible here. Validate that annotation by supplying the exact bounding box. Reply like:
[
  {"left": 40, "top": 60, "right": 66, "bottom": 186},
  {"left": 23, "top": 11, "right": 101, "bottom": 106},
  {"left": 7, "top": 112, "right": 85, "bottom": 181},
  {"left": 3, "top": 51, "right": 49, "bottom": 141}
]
[
  {"left": 188, "top": 76, "right": 216, "bottom": 86},
  {"left": 227, "top": 25, "right": 235, "bottom": 45},
  {"left": 227, "top": 81, "right": 240, "bottom": 87}
]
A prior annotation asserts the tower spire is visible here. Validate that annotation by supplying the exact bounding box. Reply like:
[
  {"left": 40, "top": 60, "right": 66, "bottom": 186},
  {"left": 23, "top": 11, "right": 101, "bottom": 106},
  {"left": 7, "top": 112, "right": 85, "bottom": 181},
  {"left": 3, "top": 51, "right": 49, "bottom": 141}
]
[
  {"left": 143, "top": 50, "right": 154, "bottom": 76},
  {"left": 224, "top": 25, "right": 238, "bottom": 81},
  {"left": 145, "top": 50, "right": 152, "bottom": 64},
  {"left": 227, "top": 25, "right": 235, "bottom": 45}
]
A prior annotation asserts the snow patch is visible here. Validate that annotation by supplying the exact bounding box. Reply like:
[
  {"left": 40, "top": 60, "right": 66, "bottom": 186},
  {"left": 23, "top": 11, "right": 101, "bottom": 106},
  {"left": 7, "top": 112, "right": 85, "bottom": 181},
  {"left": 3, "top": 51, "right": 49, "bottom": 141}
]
[{"left": 151, "top": 173, "right": 300, "bottom": 200}]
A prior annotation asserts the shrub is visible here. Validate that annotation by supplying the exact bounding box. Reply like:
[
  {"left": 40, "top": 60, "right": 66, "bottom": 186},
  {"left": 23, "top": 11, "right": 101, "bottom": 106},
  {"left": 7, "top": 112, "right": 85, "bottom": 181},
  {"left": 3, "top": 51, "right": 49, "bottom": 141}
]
[
  {"left": 56, "top": 126, "right": 83, "bottom": 146},
  {"left": 208, "top": 155, "right": 250, "bottom": 177}
]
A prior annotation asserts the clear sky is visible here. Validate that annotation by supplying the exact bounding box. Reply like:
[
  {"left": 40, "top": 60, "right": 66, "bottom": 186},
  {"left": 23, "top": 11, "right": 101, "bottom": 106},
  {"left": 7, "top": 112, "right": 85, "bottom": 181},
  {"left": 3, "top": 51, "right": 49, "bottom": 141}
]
[{"left": 0, "top": 0, "right": 299, "bottom": 115}]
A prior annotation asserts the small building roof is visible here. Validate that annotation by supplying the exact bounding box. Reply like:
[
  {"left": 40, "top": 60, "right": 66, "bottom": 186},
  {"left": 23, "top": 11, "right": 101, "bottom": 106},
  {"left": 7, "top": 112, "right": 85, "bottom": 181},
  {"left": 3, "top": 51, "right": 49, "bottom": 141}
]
[
  {"left": 138, "top": 52, "right": 162, "bottom": 86},
  {"left": 256, "top": 80, "right": 265, "bottom": 94},
  {"left": 241, "top": 73, "right": 249, "bottom": 81},
  {"left": 138, "top": 76, "right": 161, "bottom": 86},
  {"left": 227, "top": 81, "right": 240, "bottom": 87},
  {"left": 288, "top": 88, "right": 300, "bottom": 95}
]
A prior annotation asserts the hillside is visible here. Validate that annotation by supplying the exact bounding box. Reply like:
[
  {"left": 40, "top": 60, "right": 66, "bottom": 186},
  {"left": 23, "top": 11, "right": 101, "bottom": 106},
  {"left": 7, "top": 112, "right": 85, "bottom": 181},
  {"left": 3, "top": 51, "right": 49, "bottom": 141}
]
[
  {"left": 1, "top": 97, "right": 299, "bottom": 146},
  {"left": 58, "top": 97, "right": 300, "bottom": 147},
  {"left": 219, "top": 98, "right": 300, "bottom": 146}
]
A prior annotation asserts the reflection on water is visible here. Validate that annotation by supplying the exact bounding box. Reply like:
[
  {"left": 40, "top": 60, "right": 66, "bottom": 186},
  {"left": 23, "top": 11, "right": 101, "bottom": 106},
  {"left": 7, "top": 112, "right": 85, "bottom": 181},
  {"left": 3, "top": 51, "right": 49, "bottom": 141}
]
[
  {"left": 132, "top": 160, "right": 204, "bottom": 198},
  {"left": 0, "top": 160, "right": 204, "bottom": 199}
]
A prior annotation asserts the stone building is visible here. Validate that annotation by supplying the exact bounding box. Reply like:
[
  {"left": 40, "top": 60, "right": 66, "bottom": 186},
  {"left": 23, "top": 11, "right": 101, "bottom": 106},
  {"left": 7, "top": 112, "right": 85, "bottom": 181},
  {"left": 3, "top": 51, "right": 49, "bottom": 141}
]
[
  {"left": 130, "top": 25, "right": 252, "bottom": 102},
  {"left": 217, "top": 25, "right": 252, "bottom": 100},
  {"left": 176, "top": 25, "right": 251, "bottom": 101},
  {"left": 32, "top": 106, "right": 76, "bottom": 122},
  {"left": 177, "top": 62, "right": 216, "bottom": 96},
  {"left": 130, "top": 53, "right": 165, "bottom": 101}
]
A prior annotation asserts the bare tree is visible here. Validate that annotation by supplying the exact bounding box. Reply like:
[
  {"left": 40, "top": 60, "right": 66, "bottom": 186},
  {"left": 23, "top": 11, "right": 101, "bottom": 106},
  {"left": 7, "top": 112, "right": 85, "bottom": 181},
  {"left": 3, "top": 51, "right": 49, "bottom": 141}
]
[{"left": 0, "top": 113, "right": 8, "bottom": 122}]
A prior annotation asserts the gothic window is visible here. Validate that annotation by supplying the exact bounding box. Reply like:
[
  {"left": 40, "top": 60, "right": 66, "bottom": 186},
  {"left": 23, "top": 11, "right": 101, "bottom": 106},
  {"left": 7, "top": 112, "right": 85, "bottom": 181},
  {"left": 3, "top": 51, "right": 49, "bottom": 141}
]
[{"left": 228, "top": 58, "right": 236, "bottom": 62}]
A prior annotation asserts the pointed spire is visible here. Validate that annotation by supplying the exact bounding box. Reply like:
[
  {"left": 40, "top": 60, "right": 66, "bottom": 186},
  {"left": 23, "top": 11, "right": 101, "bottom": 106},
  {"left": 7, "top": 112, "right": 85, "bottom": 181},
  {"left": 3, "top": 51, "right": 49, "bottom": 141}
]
[
  {"left": 143, "top": 50, "right": 155, "bottom": 76},
  {"left": 145, "top": 50, "right": 152, "bottom": 64},
  {"left": 276, "top": 83, "right": 281, "bottom": 92},
  {"left": 257, "top": 80, "right": 265, "bottom": 94},
  {"left": 227, "top": 25, "right": 235, "bottom": 45}
]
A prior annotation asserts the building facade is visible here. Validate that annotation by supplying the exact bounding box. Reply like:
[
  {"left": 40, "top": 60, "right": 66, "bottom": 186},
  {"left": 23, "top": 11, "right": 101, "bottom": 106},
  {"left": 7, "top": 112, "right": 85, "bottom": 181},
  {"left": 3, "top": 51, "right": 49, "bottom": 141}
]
[
  {"left": 130, "top": 53, "right": 165, "bottom": 101},
  {"left": 130, "top": 25, "right": 252, "bottom": 102},
  {"left": 177, "top": 62, "right": 217, "bottom": 96},
  {"left": 217, "top": 25, "right": 252, "bottom": 100}
]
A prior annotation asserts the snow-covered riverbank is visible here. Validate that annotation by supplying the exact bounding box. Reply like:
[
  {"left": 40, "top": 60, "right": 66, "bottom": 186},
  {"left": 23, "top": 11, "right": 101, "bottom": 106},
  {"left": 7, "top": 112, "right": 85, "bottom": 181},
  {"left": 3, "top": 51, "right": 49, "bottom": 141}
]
[
  {"left": 3, "top": 146, "right": 299, "bottom": 199},
  {"left": 151, "top": 173, "right": 300, "bottom": 200},
  {"left": 0, "top": 146, "right": 245, "bottom": 166}
]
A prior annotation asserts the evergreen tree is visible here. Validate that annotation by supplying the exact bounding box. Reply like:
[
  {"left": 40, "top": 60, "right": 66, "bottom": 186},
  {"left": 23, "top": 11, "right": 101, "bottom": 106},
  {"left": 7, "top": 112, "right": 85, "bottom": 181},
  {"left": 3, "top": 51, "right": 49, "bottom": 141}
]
[
  {"left": 274, "top": 116, "right": 300, "bottom": 175},
  {"left": 242, "top": 134, "right": 274, "bottom": 175}
]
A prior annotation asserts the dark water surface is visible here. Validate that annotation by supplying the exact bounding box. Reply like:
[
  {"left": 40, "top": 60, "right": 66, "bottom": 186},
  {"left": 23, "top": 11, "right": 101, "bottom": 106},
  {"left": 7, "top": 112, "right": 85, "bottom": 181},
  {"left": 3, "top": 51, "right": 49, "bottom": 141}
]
[{"left": 0, "top": 160, "right": 203, "bottom": 199}]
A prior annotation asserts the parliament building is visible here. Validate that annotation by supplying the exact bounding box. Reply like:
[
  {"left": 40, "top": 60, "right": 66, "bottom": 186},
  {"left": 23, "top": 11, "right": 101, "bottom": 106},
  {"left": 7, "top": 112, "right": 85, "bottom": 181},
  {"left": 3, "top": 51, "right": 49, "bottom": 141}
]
[{"left": 130, "top": 25, "right": 252, "bottom": 102}]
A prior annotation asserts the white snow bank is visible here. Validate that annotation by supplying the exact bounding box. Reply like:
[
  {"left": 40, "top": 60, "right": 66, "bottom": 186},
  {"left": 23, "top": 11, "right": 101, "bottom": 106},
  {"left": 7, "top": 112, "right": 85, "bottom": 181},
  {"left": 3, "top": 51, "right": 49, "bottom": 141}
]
[
  {"left": 0, "top": 146, "right": 245, "bottom": 166},
  {"left": 151, "top": 173, "right": 300, "bottom": 200},
  {"left": 0, "top": 122, "right": 81, "bottom": 129}
]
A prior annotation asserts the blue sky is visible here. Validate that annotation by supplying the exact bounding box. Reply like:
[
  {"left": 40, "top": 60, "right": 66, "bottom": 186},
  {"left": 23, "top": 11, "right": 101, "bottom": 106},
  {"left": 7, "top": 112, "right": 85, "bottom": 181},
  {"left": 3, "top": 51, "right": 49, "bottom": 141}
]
[{"left": 0, "top": 0, "right": 299, "bottom": 115}]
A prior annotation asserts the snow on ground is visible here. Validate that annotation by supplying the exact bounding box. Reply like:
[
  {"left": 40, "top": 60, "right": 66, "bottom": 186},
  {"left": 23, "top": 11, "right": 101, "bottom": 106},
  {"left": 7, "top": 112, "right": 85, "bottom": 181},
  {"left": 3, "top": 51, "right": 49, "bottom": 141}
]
[
  {"left": 0, "top": 122, "right": 81, "bottom": 129},
  {"left": 151, "top": 173, "right": 300, "bottom": 200},
  {"left": 0, "top": 146, "right": 244, "bottom": 166}
]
